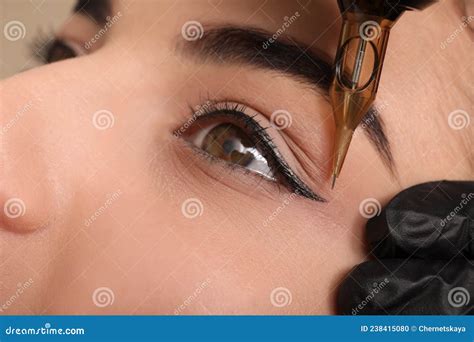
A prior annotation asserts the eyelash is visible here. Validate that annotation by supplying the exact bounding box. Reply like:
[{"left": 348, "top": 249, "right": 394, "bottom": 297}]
[
  {"left": 30, "top": 30, "right": 57, "bottom": 63},
  {"left": 184, "top": 101, "right": 324, "bottom": 201}
]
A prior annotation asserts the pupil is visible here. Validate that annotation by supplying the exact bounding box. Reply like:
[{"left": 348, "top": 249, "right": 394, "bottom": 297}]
[
  {"left": 222, "top": 140, "right": 234, "bottom": 154},
  {"left": 202, "top": 123, "right": 254, "bottom": 166}
]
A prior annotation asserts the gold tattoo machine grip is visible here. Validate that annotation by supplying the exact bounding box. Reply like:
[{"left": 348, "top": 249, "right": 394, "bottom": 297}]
[{"left": 330, "top": 0, "right": 437, "bottom": 188}]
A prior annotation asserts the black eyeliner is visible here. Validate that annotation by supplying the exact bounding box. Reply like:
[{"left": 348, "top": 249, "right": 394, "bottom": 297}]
[{"left": 187, "top": 102, "right": 325, "bottom": 202}]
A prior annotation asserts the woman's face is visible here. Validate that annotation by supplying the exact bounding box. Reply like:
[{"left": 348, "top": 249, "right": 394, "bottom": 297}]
[{"left": 1, "top": 0, "right": 471, "bottom": 314}]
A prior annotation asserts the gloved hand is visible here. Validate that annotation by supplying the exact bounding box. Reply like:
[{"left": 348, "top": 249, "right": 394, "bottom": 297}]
[{"left": 337, "top": 180, "right": 474, "bottom": 315}]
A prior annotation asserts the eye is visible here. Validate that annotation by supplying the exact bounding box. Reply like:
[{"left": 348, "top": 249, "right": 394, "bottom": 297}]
[
  {"left": 43, "top": 39, "right": 82, "bottom": 63},
  {"left": 32, "top": 33, "right": 85, "bottom": 64},
  {"left": 179, "top": 101, "right": 325, "bottom": 201},
  {"left": 188, "top": 121, "right": 275, "bottom": 180}
]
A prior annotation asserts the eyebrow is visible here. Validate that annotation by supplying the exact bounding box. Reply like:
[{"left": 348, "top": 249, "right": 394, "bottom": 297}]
[
  {"left": 69, "top": 2, "right": 396, "bottom": 175},
  {"left": 179, "top": 27, "right": 395, "bottom": 173},
  {"left": 73, "top": 0, "right": 111, "bottom": 25}
]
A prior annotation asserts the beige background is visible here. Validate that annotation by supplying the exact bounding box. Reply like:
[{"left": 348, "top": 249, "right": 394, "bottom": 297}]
[{"left": 1, "top": 0, "right": 75, "bottom": 79}]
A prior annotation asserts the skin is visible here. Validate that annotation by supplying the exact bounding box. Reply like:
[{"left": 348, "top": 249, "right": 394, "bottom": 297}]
[{"left": 0, "top": 0, "right": 472, "bottom": 314}]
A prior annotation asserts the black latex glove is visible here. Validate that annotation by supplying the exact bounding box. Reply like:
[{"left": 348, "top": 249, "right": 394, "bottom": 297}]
[{"left": 337, "top": 180, "right": 474, "bottom": 315}]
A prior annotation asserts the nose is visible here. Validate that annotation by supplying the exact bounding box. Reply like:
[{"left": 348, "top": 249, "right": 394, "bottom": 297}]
[{"left": 0, "top": 70, "right": 70, "bottom": 233}]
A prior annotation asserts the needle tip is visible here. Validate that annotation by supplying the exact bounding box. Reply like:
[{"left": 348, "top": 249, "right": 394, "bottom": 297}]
[
  {"left": 331, "top": 125, "right": 354, "bottom": 190},
  {"left": 331, "top": 172, "right": 337, "bottom": 189}
]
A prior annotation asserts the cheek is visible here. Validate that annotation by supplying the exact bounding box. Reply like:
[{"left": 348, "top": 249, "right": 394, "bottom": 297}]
[
  {"left": 0, "top": 55, "right": 184, "bottom": 312},
  {"left": 153, "top": 141, "right": 364, "bottom": 314},
  {"left": 180, "top": 206, "right": 364, "bottom": 314}
]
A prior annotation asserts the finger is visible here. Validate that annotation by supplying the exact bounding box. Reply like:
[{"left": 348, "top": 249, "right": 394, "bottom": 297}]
[
  {"left": 366, "top": 180, "right": 474, "bottom": 259},
  {"left": 337, "top": 258, "right": 474, "bottom": 315}
]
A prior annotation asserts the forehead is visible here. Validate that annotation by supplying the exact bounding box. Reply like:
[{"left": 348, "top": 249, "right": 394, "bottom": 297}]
[{"left": 74, "top": 0, "right": 340, "bottom": 53}]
